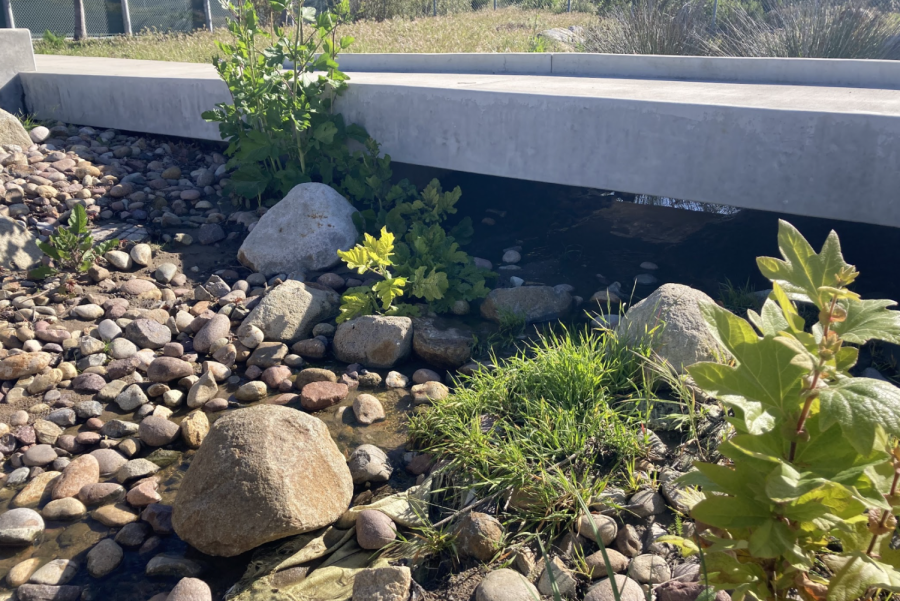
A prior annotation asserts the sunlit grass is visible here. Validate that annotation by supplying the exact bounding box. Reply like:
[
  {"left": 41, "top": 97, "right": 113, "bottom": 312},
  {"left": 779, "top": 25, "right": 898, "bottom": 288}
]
[{"left": 32, "top": 8, "right": 596, "bottom": 62}]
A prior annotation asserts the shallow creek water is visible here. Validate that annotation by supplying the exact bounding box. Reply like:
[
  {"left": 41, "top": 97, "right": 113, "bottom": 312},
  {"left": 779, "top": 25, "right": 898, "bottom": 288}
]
[{"left": 4, "top": 166, "right": 900, "bottom": 598}]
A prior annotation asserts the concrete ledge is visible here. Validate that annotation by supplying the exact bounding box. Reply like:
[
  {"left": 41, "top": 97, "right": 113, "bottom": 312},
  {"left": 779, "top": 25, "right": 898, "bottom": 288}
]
[
  {"left": 335, "top": 52, "right": 900, "bottom": 89},
  {"left": 0, "top": 29, "right": 36, "bottom": 114},
  {"left": 20, "top": 54, "right": 900, "bottom": 228}
]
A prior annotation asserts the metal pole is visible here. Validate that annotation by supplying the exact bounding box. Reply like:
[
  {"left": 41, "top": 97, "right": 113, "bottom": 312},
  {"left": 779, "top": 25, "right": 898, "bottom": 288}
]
[
  {"left": 711, "top": 0, "right": 718, "bottom": 31},
  {"left": 433, "top": 0, "right": 436, "bottom": 16},
  {"left": 567, "top": 0, "right": 571, "bottom": 11},
  {"left": 493, "top": 0, "right": 496, "bottom": 9},
  {"left": 203, "top": 0, "right": 214, "bottom": 31},
  {"left": 1, "top": 0, "right": 14, "bottom": 28},
  {"left": 121, "top": 0, "right": 132, "bottom": 35}
]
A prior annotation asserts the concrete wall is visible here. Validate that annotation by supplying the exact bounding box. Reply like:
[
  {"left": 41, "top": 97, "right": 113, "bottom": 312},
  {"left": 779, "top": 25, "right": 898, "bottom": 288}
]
[
  {"left": 17, "top": 53, "right": 900, "bottom": 228},
  {"left": 0, "top": 29, "right": 36, "bottom": 114}
]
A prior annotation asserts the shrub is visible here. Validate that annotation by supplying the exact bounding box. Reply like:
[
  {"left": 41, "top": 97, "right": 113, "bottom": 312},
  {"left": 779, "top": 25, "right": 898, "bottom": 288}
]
[
  {"left": 710, "top": 0, "right": 900, "bottom": 59},
  {"left": 583, "top": 0, "right": 711, "bottom": 55},
  {"left": 30, "top": 204, "right": 119, "bottom": 279},
  {"left": 664, "top": 220, "right": 900, "bottom": 601}
]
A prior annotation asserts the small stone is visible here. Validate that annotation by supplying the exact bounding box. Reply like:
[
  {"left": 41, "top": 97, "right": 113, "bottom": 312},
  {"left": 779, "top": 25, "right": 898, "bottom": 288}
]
[
  {"left": 0, "top": 507, "right": 44, "bottom": 545},
  {"left": 615, "top": 524, "right": 643, "bottom": 558},
  {"left": 130, "top": 243, "right": 152, "bottom": 267},
  {"left": 71, "top": 304, "right": 104, "bottom": 320},
  {"left": 476, "top": 568, "right": 540, "bottom": 601},
  {"left": 91, "top": 503, "right": 139, "bottom": 527},
  {"left": 145, "top": 553, "right": 203, "bottom": 578},
  {"left": 29, "top": 558, "right": 78, "bottom": 585},
  {"left": 584, "top": 575, "right": 645, "bottom": 601},
  {"left": 148, "top": 357, "right": 193, "bottom": 382},
  {"left": 117, "top": 458, "right": 160, "bottom": 483},
  {"left": 187, "top": 370, "right": 218, "bottom": 408},
  {"left": 235, "top": 381, "right": 267, "bottom": 402},
  {"left": 538, "top": 556, "right": 577, "bottom": 597},
  {"left": 384, "top": 371, "right": 408, "bottom": 388},
  {"left": 628, "top": 489, "right": 666, "bottom": 518},
  {"left": 412, "top": 368, "right": 441, "bottom": 384},
  {"left": 126, "top": 479, "right": 162, "bottom": 507},
  {"left": 42, "top": 497, "right": 87, "bottom": 521},
  {"left": 139, "top": 416, "right": 180, "bottom": 447},
  {"left": 628, "top": 554, "right": 671, "bottom": 584},
  {"left": 502, "top": 249, "right": 521, "bottom": 264},
  {"left": 79, "top": 482, "right": 126, "bottom": 506},
  {"left": 115, "top": 384, "right": 148, "bottom": 411},
  {"left": 348, "top": 444, "right": 392, "bottom": 484},
  {"left": 90, "top": 449, "right": 128, "bottom": 476},
  {"left": 52, "top": 454, "right": 100, "bottom": 499},
  {"left": 115, "top": 522, "right": 150, "bottom": 547},
  {"left": 168, "top": 577, "right": 212, "bottom": 601},
  {"left": 356, "top": 509, "right": 397, "bottom": 549},
  {"left": 16, "top": 584, "right": 81, "bottom": 601},
  {"left": 578, "top": 513, "right": 618, "bottom": 545},
  {"left": 585, "top": 548, "right": 631, "bottom": 578},
  {"left": 455, "top": 512, "right": 503, "bottom": 562},
  {"left": 300, "top": 381, "right": 348, "bottom": 411},
  {"left": 87, "top": 538, "right": 123, "bottom": 577},
  {"left": 7, "top": 557, "right": 42, "bottom": 587},
  {"left": 352, "top": 566, "right": 410, "bottom": 601},
  {"left": 352, "top": 394, "right": 385, "bottom": 425},
  {"left": 109, "top": 338, "right": 138, "bottom": 359},
  {"left": 105, "top": 250, "right": 132, "bottom": 270},
  {"left": 411, "top": 381, "right": 449, "bottom": 405}
]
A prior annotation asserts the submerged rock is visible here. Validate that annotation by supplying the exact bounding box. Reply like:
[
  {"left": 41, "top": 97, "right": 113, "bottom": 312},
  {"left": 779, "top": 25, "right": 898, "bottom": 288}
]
[
  {"left": 237, "top": 182, "right": 358, "bottom": 275},
  {"left": 172, "top": 405, "right": 353, "bottom": 557},
  {"left": 480, "top": 286, "right": 572, "bottom": 324},
  {"left": 412, "top": 316, "right": 474, "bottom": 369}
]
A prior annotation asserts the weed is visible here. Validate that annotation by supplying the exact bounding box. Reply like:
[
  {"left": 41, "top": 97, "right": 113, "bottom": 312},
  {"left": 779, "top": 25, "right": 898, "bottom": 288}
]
[
  {"left": 29, "top": 205, "right": 118, "bottom": 280},
  {"left": 717, "top": 278, "right": 759, "bottom": 317},
  {"left": 409, "top": 326, "right": 654, "bottom": 540}
]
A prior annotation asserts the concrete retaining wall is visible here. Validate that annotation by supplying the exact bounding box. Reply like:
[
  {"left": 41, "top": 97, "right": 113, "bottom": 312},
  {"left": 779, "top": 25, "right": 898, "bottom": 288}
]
[
  {"left": 0, "top": 29, "right": 36, "bottom": 114},
  {"left": 14, "top": 52, "right": 900, "bottom": 228}
]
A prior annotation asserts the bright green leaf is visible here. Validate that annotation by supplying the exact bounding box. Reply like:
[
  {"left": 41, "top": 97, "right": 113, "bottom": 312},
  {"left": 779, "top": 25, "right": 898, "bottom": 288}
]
[{"left": 817, "top": 377, "right": 900, "bottom": 455}]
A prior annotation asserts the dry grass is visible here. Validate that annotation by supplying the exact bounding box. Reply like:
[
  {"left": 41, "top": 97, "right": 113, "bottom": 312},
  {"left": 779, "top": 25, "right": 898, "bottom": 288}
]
[{"left": 32, "top": 8, "right": 596, "bottom": 62}]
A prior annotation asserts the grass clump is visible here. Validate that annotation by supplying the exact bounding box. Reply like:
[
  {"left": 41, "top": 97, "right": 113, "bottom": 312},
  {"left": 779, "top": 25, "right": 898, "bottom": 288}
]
[{"left": 408, "top": 326, "right": 654, "bottom": 540}]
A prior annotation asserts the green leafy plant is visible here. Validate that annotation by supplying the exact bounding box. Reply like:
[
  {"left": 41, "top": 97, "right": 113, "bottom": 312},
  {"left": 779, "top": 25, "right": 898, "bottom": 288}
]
[
  {"left": 29, "top": 205, "right": 118, "bottom": 279},
  {"left": 665, "top": 220, "right": 900, "bottom": 601},
  {"left": 41, "top": 30, "right": 67, "bottom": 51},
  {"left": 336, "top": 227, "right": 450, "bottom": 322}
]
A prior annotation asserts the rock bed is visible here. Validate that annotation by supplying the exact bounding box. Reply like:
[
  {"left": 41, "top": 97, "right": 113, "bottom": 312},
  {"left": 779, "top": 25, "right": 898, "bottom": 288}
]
[{"left": 0, "top": 120, "right": 738, "bottom": 601}]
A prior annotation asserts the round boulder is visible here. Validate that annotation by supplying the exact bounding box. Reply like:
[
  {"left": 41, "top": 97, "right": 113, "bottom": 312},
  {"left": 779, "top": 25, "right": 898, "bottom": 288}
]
[{"left": 172, "top": 405, "right": 353, "bottom": 556}]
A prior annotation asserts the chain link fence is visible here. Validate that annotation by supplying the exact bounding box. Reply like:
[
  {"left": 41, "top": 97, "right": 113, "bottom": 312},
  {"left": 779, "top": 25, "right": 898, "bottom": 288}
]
[{"left": 5, "top": 0, "right": 215, "bottom": 38}]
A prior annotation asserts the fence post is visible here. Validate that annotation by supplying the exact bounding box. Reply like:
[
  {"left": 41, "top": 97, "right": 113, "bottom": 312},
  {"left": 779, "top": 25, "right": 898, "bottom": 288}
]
[
  {"left": 1, "top": 0, "right": 13, "bottom": 28},
  {"left": 121, "top": 0, "right": 132, "bottom": 35},
  {"left": 493, "top": 0, "right": 496, "bottom": 9},
  {"left": 203, "top": 0, "right": 214, "bottom": 31},
  {"left": 567, "top": 0, "right": 571, "bottom": 11}
]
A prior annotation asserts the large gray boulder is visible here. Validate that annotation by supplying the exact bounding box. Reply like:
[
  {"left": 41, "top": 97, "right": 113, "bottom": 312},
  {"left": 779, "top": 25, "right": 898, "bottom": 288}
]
[
  {"left": 237, "top": 182, "right": 359, "bottom": 276},
  {"left": 334, "top": 315, "right": 413, "bottom": 369},
  {"left": 0, "top": 216, "right": 42, "bottom": 271},
  {"left": 480, "top": 286, "right": 572, "bottom": 324},
  {"left": 618, "top": 283, "right": 727, "bottom": 373},
  {"left": 172, "top": 405, "right": 353, "bottom": 557},
  {"left": 0, "top": 109, "right": 32, "bottom": 149},
  {"left": 239, "top": 280, "right": 340, "bottom": 344}
]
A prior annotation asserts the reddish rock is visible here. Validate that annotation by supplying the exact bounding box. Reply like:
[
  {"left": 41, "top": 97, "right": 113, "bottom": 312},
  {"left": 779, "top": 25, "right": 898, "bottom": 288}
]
[
  {"left": 53, "top": 455, "right": 100, "bottom": 499},
  {"left": 142, "top": 503, "right": 173, "bottom": 535},
  {"left": 300, "top": 382, "right": 348, "bottom": 411},
  {"left": 126, "top": 480, "right": 161, "bottom": 507},
  {"left": 261, "top": 365, "right": 291, "bottom": 389},
  {"left": 79, "top": 482, "right": 126, "bottom": 506},
  {"left": 147, "top": 357, "right": 193, "bottom": 382}
]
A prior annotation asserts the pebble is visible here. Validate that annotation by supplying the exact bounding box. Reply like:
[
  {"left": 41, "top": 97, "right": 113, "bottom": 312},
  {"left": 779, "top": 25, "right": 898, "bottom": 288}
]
[
  {"left": 117, "top": 458, "right": 160, "bottom": 483},
  {"left": 300, "top": 381, "right": 348, "bottom": 411},
  {"left": 411, "top": 381, "right": 449, "bottom": 405},
  {"left": 168, "top": 577, "right": 213, "bottom": 601},
  {"left": 115, "top": 384, "right": 148, "bottom": 412},
  {"left": 29, "top": 558, "right": 78, "bottom": 585},
  {"left": 412, "top": 368, "right": 441, "bottom": 384},
  {"left": 0, "top": 508, "right": 44, "bottom": 545},
  {"left": 16, "top": 584, "right": 82, "bottom": 601},
  {"left": 502, "top": 249, "right": 521, "bottom": 264},
  {"left": 348, "top": 444, "right": 392, "bottom": 484},
  {"left": 87, "top": 538, "right": 124, "bottom": 577},
  {"left": 7, "top": 558, "right": 42, "bottom": 587},
  {"left": 138, "top": 416, "right": 181, "bottom": 447},
  {"left": 476, "top": 568, "right": 540, "bottom": 601},
  {"left": 91, "top": 503, "right": 139, "bottom": 527},
  {"left": 584, "top": 575, "right": 645, "bottom": 601},
  {"left": 235, "top": 381, "right": 268, "bottom": 402},
  {"left": 628, "top": 554, "right": 671, "bottom": 584},
  {"left": 42, "top": 497, "right": 87, "bottom": 521},
  {"left": 578, "top": 513, "right": 618, "bottom": 545},
  {"left": 384, "top": 371, "right": 408, "bottom": 388},
  {"left": 356, "top": 509, "right": 397, "bottom": 549},
  {"left": 352, "top": 394, "right": 385, "bottom": 425},
  {"left": 130, "top": 243, "right": 152, "bottom": 267}
]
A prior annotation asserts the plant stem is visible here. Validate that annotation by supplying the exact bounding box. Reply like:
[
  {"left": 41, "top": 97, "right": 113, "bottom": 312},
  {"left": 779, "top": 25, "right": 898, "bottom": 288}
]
[
  {"left": 867, "top": 445, "right": 900, "bottom": 556},
  {"left": 788, "top": 296, "right": 838, "bottom": 462}
]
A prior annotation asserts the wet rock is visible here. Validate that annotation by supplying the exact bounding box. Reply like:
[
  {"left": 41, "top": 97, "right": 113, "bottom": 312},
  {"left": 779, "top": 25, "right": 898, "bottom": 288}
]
[
  {"left": 261, "top": 365, "right": 291, "bottom": 389},
  {"left": 115, "top": 522, "right": 149, "bottom": 547},
  {"left": 23, "top": 444, "right": 56, "bottom": 467},
  {"left": 16, "top": 584, "right": 82, "bottom": 601},
  {"left": 292, "top": 338, "right": 326, "bottom": 359},
  {"left": 172, "top": 405, "right": 353, "bottom": 557},
  {"left": 168, "top": 577, "right": 212, "bottom": 601},
  {"left": 87, "top": 538, "right": 123, "bottom": 577},
  {"left": 198, "top": 223, "right": 225, "bottom": 245},
  {"left": 127, "top": 480, "right": 161, "bottom": 506},
  {"left": 41, "top": 497, "right": 87, "bottom": 521},
  {"left": 181, "top": 411, "right": 209, "bottom": 449},
  {"left": 628, "top": 554, "right": 671, "bottom": 584},
  {"left": 456, "top": 512, "right": 503, "bottom": 562},
  {"left": 237, "top": 182, "right": 358, "bottom": 275},
  {"left": 476, "top": 568, "right": 540, "bottom": 601},
  {"left": 139, "top": 417, "right": 181, "bottom": 447},
  {"left": 352, "top": 394, "right": 385, "bottom": 424},
  {"left": 352, "top": 566, "right": 411, "bottom": 601},
  {"left": 91, "top": 503, "right": 139, "bottom": 527},
  {"left": 411, "top": 381, "right": 449, "bottom": 405},
  {"left": 52, "top": 454, "right": 100, "bottom": 499},
  {"left": 90, "top": 450, "right": 128, "bottom": 477},
  {"left": 294, "top": 367, "right": 337, "bottom": 389},
  {"left": 240, "top": 280, "right": 340, "bottom": 343},
  {"left": 619, "top": 284, "right": 727, "bottom": 373},
  {"left": 7, "top": 557, "right": 42, "bottom": 587},
  {"left": 358, "top": 372, "right": 382, "bottom": 388},
  {"left": 300, "top": 381, "right": 348, "bottom": 411},
  {"left": 384, "top": 371, "right": 408, "bottom": 388},
  {"left": 585, "top": 575, "right": 645, "bottom": 601},
  {"left": 356, "top": 509, "right": 397, "bottom": 549},
  {"left": 124, "top": 319, "right": 171, "bottom": 349},
  {"left": 74, "top": 400, "right": 103, "bottom": 419},
  {"left": 148, "top": 357, "right": 193, "bottom": 382},
  {"left": 348, "top": 444, "right": 392, "bottom": 485},
  {"left": 480, "top": 286, "right": 572, "bottom": 324},
  {"left": 577, "top": 513, "right": 618, "bottom": 545},
  {"left": 145, "top": 553, "right": 204, "bottom": 578},
  {"left": 142, "top": 503, "right": 173, "bottom": 534},
  {"left": 0, "top": 507, "right": 45, "bottom": 545},
  {"left": 334, "top": 316, "right": 413, "bottom": 369},
  {"left": 412, "top": 317, "right": 474, "bottom": 369}
]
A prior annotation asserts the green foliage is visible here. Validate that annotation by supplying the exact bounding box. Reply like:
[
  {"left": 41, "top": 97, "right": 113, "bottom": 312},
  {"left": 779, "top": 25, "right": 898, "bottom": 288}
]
[
  {"left": 41, "top": 30, "right": 67, "bottom": 51},
  {"left": 337, "top": 227, "right": 455, "bottom": 322},
  {"left": 409, "top": 327, "right": 654, "bottom": 539},
  {"left": 718, "top": 278, "right": 760, "bottom": 318},
  {"left": 665, "top": 220, "right": 900, "bottom": 601},
  {"left": 29, "top": 205, "right": 118, "bottom": 279},
  {"left": 343, "top": 179, "right": 491, "bottom": 318}
]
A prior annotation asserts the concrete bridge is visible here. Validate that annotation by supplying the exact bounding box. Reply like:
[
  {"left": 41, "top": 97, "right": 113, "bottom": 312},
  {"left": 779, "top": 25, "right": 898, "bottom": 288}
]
[{"left": 2, "top": 29, "right": 900, "bottom": 227}]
